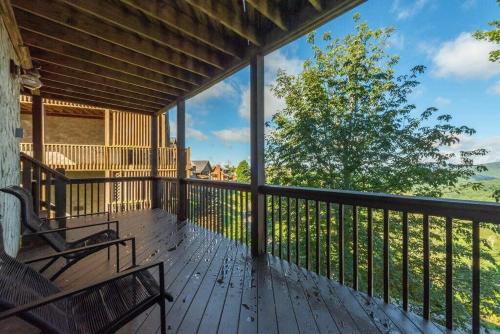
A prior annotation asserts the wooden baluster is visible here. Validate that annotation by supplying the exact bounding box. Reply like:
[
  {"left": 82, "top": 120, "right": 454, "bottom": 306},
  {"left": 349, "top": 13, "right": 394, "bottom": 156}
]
[
  {"left": 295, "top": 198, "right": 300, "bottom": 266},
  {"left": 352, "top": 205, "right": 358, "bottom": 290},
  {"left": 423, "top": 214, "right": 429, "bottom": 317},
  {"left": 367, "top": 207, "right": 373, "bottom": 296},
  {"left": 278, "top": 196, "right": 282, "bottom": 258},
  {"left": 287, "top": 196, "right": 291, "bottom": 263},
  {"left": 338, "top": 203, "right": 344, "bottom": 284},
  {"left": 445, "top": 216, "right": 453, "bottom": 330},
  {"left": 384, "top": 209, "right": 390, "bottom": 303},
  {"left": 315, "top": 200, "right": 321, "bottom": 274},
  {"left": 240, "top": 190, "right": 244, "bottom": 244},
  {"left": 326, "top": 202, "right": 331, "bottom": 279},
  {"left": 402, "top": 211, "right": 409, "bottom": 311},
  {"left": 271, "top": 195, "right": 275, "bottom": 255},
  {"left": 472, "top": 221, "right": 480, "bottom": 334},
  {"left": 305, "top": 199, "right": 310, "bottom": 271},
  {"left": 45, "top": 172, "right": 51, "bottom": 217}
]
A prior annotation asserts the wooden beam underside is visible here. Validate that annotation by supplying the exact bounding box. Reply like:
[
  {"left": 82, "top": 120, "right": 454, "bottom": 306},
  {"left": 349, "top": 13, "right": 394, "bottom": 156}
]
[{"left": 9, "top": 0, "right": 363, "bottom": 113}]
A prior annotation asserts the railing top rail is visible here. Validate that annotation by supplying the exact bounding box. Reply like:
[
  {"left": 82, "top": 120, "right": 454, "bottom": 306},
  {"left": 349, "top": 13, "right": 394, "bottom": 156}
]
[
  {"left": 184, "top": 178, "right": 251, "bottom": 191},
  {"left": 260, "top": 184, "right": 500, "bottom": 223},
  {"left": 155, "top": 176, "right": 177, "bottom": 182},
  {"left": 20, "top": 153, "right": 70, "bottom": 181},
  {"left": 69, "top": 176, "right": 153, "bottom": 184}
]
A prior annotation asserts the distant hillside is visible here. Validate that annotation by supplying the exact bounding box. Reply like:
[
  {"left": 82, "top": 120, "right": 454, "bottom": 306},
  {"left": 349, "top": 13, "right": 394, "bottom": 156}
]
[
  {"left": 443, "top": 161, "right": 500, "bottom": 202},
  {"left": 479, "top": 161, "right": 500, "bottom": 178}
]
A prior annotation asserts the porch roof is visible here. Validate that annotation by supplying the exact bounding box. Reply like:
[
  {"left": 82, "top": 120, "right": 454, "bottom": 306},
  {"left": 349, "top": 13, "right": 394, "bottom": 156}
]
[{"left": 7, "top": 0, "right": 363, "bottom": 114}]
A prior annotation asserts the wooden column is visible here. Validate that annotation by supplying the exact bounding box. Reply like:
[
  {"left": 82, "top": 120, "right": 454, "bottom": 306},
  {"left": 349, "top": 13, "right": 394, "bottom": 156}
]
[
  {"left": 165, "top": 111, "right": 171, "bottom": 147},
  {"left": 32, "top": 93, "right": 45, "bottom": 163},
  {"left": 151, "top": 113, "right": 159, "bottom": 208},
  {"left": 104, "top": 109, "right": 111, "bottom": 211},
  {"left": 250, "top": 54, "right": 266, "bottom": 257},
  {"left": 176, "top": 99, "right": 187, "bottom": 222}
]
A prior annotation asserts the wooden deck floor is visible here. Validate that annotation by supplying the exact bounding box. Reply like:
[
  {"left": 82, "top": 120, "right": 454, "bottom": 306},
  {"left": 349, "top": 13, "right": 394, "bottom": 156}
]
[{"left": 5, "top": 209, "right": 446, "bottom": 334}]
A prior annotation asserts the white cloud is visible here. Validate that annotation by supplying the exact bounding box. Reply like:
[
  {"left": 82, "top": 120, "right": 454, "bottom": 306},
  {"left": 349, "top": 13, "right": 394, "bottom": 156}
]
[
  {"left": 443, "top": 135, "right": 500, "bottom": 164},
  {"left": 237, "top": 85, "right": 285, "bottom": 121},
  {"left": 236, "top": 50, "right": 304, "bottom": 121},
  {"left": 212, "top": 128, "right": 250, "bottom": 143},
  {"left": 188, "top": 128, "right": 207, "bottom": 141},
  {"left": 461, "top": 0, "right": 476, "bottom": 9},
  {"left": 391, "top": 0, "right": 429, "bottom": 20},
  {"left": 434, "top": 96, "right": 451, "bottom": 108},
  {"left": 265, "top": 50, "right": 303, "bottom": 79},
  {"left": 488, "top": 80, "right": 500, "bottom": 95},
  {"left": 432, "top": 33, "right": 500, "bottom": 79},
  {"left": 189, "top": 80, "right": 238, "bottom": 105},
  {"left": 387, "top": 32, "right": 405, "bottom": 50}
]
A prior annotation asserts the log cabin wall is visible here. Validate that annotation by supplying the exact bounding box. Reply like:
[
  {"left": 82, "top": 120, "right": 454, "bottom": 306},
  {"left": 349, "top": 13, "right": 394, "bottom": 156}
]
[{"left": 0, "top": 15, "right": 21, "bottom": 256}]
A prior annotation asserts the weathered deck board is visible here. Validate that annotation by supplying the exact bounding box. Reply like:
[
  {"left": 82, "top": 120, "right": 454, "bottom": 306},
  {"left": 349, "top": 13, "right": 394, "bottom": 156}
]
[{"left": 4, "top": 209, "right": 445, "bottom": 334}]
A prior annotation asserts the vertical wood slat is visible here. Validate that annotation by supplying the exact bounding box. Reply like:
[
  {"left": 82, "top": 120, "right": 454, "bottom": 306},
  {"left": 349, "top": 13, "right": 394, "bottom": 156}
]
[
  {"left": 402, "top": 211, "right": 409, "bottom": 311},
  {"left": 295, "top": 197, "right": 300, "bottom": 266},
  {"left": 271, "top": 195, "right": 275, "bottom": 256},
  {"left": 445, "top": 216, "right": 453, "bottom": 330},
  {"left": 338, "top": 203, "right": 344, "bottom": 284},
  {"left": 286, "top": 196, "right": 291, "bottom": 263},
  {"left": 278, "top": 196, "right": 282, "bottom": 258},
  {"left": 367, "top": 207, "right": 373, "bottom": 297},
  {"left": 315, "top": 200, "right": 320, "bottom": 274},
  {"left": 472, "top": 221, "right": 480, "bottom": 334},
  {"left": 326, "top": 202, "right": 331, "bottom": 279},
  {"left": 383, "top": 208, "right": 390, "bottom": 303},
  {"left": 352, "top": 205, "right": 358, "bottom": 290},
  {"left": 305, "top": 199, "right": 310, "bottom": 271},
  {"left": 423, "top": 214, "right": 430, "bottom": 319}
]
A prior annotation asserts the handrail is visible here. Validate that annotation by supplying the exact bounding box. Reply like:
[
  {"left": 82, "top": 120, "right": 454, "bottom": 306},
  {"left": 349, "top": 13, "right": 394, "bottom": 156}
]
[
  {"left": 260, "top": 184, "right": 500, "bottom": 223},
  {"left": 184, "top": 178, "right": 251, "bottom": 191},
  {"left": 20, "top": 152, "right": 69, "bottom": 181}
]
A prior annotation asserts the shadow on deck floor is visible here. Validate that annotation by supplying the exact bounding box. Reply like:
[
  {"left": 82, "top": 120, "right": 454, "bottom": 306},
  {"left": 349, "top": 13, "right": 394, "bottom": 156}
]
[{"left": 3, "top": 209, "right": 447, "bottom": 334}]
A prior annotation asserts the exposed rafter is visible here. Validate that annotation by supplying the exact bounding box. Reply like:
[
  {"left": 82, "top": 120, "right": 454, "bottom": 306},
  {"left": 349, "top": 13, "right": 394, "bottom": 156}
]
[
  {"left": 57, "top": 0, "right": 227, "bottom": 70},
  {"left": 40, "top": 91, "right": 156, "bottom": 114},
  {"left": 23, "top": 33, "right": 196, "bottom": 92},
  {"left": 42, "top": 79, "right": 164, "bottom": 110},
  {"left": 184, "top": 0, "right": 261, "bottom": 46},
  {"left": 38, "top": 65, "right": 173, "bottom": 102},
  {"left": 309, "top": 0, "right": 323, "bottom": 11},
  {"left": 11, "top": 0, "right": 215, "bottom": 78},
  {"left": 246, "top": 0, "right": 287, "bottom": 31},
  {"left": 31, "top": 53, "right": 182, "bottom": 97},
  {"left": 120, "top": 0, "right": 244, "bottom": 58},
  {"left": 39, "top": 71, "right": 170, "bottom": 106}
]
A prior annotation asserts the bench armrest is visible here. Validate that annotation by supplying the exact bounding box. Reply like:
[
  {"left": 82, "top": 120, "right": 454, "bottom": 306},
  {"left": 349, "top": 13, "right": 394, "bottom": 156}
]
[{"left": 0, "top": 261, "right": 163, "bottom": 321}]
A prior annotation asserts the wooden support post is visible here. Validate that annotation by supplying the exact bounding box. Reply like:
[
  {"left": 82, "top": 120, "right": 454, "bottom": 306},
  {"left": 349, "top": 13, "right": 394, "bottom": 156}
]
[
  {"left": 176, "top": 99, "right": 187, "bottom": 222},
  {"left": 151, "top": 113, "right": 160, "bottom": 208},
  {"left": 32, "top": 93, "right": 45, "bottom": 163},
  {"left": 104, "top": 109, "right": 111, "bottom": 212},
  {"left": 55, "top": 169, "right": 66, "bottom": 239},
  {"left": 250, "top": 53, "right": 266, "bottom": 257},
  {"left": 165, "top": 110, "right": 171, "bottom": 147}
]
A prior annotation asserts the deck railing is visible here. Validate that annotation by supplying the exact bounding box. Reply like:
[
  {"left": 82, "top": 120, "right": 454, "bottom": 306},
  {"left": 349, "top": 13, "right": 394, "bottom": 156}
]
[
  {"left": 15, "top": 157, "right": 500, "bottom": 332},
  {"left": 183, "top": 179, "right": 500, "bottom": 333},
  {"left": 20, "top": 143, "right": 184, "bottom": 175}
]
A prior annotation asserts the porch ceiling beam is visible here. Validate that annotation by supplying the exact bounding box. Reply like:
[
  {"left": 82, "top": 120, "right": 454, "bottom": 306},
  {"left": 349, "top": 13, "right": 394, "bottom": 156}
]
[
  {"left": 39, "top": 90, "right": 156, "bottom": 114},
  {"left": 246, "top": 0, "right": 288, "bottom": 31},
  {"left": 308, "top": 0, "right": 323, "bottom": 11},
  {"left": 120, "top": 0, "right": 244, "bottom": 59},
  {"left": 39, "top": 71, "right": 170, "bottom": 107},
  {"left": 57, "top": 0, "right": 227, "bottom": 70},
  {"left": 41, "top": 79, "right": 164, "bottom": 110},
  {"left": 40, "top": 86, "right": 157, "bottom": 113},
  {"left": 11, "top": 0, "right": 215, "bottom": 78},
  {"left": 23, "top": 34, "right": 197, "bottom": 92},
  {"left": 38, "top": 66, "right": 173, "bottom": 104},
  {"left": 30, "top": 51, "right": 183, "bottom": 97},
  {"left": 184, "top": 0, "right": 261, "bottom": 46}
]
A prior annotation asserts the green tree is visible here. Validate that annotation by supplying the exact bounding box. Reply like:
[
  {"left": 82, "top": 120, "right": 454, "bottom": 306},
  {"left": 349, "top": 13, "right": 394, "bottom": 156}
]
[
  {"left": 235, "top": 160, "right": 250, "bottom": 183},
  {"left": 266, "top": 14, "right": 498, "bottom": 330},
  {"left": 473, "top": 0, "right": 500, "bottom": 62}
]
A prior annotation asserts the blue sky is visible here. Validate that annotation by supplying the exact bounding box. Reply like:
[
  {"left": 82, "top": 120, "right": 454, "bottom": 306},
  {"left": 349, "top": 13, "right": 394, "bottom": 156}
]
[{"left": 170, "top": 0, "right": 500, "bottom": 167}]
